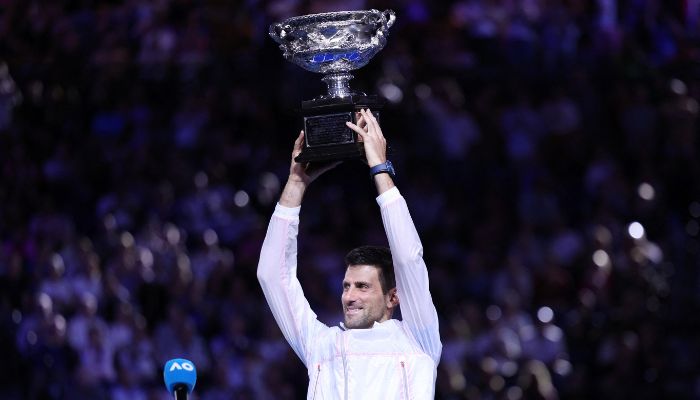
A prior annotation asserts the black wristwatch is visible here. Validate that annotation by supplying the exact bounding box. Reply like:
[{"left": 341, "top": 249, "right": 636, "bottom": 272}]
[{"left": 369, "top": 160, "right": 396, "bottom": 180}]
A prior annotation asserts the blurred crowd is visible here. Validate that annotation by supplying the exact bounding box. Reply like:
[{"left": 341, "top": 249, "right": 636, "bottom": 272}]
[{"left": 1, "top": 0, "right": 700, "bottom": 399}]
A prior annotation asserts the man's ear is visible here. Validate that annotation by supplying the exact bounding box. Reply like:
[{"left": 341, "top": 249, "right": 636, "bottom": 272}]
[{"left": 386, "top": 287, "right": 399, "bottom": 309}]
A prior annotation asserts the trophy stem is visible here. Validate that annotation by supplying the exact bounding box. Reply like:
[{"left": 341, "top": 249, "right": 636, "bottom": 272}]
[{"left": 321, "top": 72, "right": 354, "bottom": 98}]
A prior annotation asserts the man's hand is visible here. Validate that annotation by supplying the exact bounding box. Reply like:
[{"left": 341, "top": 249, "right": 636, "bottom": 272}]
[
  {"left": 280, "top": 131, "right": 340, "bottom": 207},
  {"left": 345, "top": 109, "right": 395, "bottom": 194},
  {"left": 346, "top": 109, "right": 386, "bottom": 168},
  {"left": 288, "top": 131, "right": 340, "bottom": 184}
]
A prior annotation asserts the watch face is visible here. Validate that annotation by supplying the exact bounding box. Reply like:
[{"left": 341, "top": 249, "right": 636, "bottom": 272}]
[{"left": 386, "top": 160, "right": 395, "bottom": 176}]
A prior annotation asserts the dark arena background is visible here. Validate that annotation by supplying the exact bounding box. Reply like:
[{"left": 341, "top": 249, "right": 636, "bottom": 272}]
[{"left": 1, "top": 0, "right": 700, "bottom": 399}]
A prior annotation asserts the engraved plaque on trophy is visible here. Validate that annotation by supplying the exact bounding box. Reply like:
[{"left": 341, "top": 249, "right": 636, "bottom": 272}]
[{"left": 270, "top": 9, "right": 396, "bottom": 162}]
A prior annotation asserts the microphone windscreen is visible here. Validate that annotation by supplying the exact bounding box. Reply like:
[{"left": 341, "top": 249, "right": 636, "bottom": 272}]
[{"left": 163, "top": 358, "right": 197, "bottom": 394}]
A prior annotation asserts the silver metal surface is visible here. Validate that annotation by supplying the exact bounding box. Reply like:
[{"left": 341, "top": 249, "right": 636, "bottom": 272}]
[{"left": 270, "top": 9, "right": 396, "bottom": 98}]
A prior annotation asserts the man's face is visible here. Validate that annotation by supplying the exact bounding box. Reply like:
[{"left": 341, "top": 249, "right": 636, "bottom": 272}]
[{"left": 342, "top": 265, "right": 394, "bottom": 329}]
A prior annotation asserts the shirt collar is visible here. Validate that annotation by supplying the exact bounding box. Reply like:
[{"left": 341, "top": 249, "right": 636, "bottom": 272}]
[{"left": 339, "top": 319, "right": 397, "bottom": 331}]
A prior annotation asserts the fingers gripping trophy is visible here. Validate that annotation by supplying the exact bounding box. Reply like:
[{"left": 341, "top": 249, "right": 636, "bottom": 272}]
[{"left": 269, "top": 9, "right": 396, "bottom": 162}]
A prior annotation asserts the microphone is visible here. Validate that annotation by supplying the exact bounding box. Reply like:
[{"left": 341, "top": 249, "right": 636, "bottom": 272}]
[{"left": 164, "top": 358, "right": 197, "bottom": 400}]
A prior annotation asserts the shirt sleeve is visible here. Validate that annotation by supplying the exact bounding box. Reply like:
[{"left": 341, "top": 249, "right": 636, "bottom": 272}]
[
  {"left": 257, "top": 203, "right": 328, "bottom": 366},
  {"left": 377, "top": 187, "right": 442, "bottom": 365}
]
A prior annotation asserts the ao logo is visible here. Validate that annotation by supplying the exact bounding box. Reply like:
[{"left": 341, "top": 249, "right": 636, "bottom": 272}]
[{"left": 169, "top": 361, "right": 194, "bottom": 372}]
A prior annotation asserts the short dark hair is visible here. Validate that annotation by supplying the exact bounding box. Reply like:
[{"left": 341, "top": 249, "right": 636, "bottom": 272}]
[{"left": 344, "top": 245, "right": 395, "bottom": 294}]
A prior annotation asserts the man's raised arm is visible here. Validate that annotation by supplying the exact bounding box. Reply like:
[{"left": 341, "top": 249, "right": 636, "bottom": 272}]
[
  {"left": 257, "top": 131, "right": 339, "bottom": 364},
  {"left": 347, "top": 109, "right": 442, "bottom": 364}
]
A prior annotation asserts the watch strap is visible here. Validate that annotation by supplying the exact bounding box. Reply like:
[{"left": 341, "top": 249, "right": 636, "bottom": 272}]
[{"left": 369, "top": 160, "right": 395, "bottom": 179}]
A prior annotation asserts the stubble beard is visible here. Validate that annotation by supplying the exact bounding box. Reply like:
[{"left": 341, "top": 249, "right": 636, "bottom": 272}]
[{"left": 344, "top": 308, "right": 380, "bottom": 329}]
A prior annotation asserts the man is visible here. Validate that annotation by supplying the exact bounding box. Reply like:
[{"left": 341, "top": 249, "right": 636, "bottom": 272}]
[{"left": 257, "top": 109, "right": 442, "bottom": 399}]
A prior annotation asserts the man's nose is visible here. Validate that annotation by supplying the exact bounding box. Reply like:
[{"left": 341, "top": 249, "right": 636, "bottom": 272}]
[{"left": 343, "top": 287, "right": 358, "bottom": 302}]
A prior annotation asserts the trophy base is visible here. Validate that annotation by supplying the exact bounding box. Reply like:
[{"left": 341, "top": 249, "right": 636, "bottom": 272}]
[{"left": 295, "top": 94, "right": 385, "bottom": 163}]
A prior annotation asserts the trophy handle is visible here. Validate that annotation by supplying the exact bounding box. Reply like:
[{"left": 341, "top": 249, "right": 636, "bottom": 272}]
[
  {"left": 269, "top": 23, "right": 290, "bottom": 44},
  {"left": 382, "top": 10, "right": 396, "bottom": 29}
]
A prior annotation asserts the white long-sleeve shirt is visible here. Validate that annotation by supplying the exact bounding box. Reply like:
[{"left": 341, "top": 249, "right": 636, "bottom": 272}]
[{"left": 257, "top": 187, "right": 442, "bottom": 399}]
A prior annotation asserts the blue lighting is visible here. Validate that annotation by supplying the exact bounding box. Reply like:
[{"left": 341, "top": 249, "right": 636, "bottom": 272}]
[{"left": 310, "top": 51, "right": 361, "bottom": 64}]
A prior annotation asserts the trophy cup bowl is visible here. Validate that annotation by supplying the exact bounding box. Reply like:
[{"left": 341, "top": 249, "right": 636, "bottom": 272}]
[{"left": 270, "top": 9, "right": 396, "bottom": 162}]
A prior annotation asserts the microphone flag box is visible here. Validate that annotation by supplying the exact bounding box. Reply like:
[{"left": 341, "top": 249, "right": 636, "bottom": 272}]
[{"left": 164, "top": 358, "right": 197, "bottom": 394}]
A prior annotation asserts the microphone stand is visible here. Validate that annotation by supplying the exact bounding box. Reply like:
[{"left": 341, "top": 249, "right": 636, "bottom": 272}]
[{"left": 174, "top": 384, "right": 189, "bottom": 400}]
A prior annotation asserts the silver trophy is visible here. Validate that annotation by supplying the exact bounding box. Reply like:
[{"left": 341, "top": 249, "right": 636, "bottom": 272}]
[{"left": 270, "top": 9, "right": 396, "bottom": 162}]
